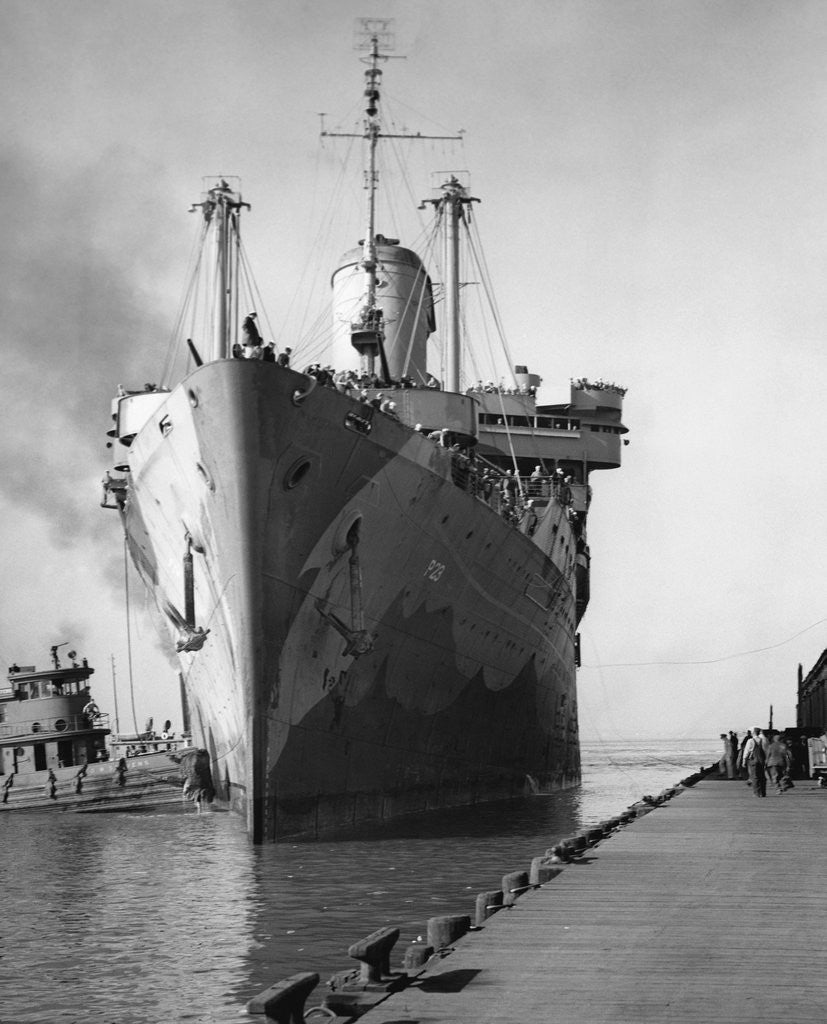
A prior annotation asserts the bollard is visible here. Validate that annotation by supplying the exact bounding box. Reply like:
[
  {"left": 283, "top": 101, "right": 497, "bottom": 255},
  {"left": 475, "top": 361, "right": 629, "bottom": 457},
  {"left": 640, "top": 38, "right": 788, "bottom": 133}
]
[
  {"left": 247, "top": 971, "right": 319, "bottom": 1022},
  {"left": 529, "top": 856, "right": 563, "bottom": 886},
  {"left": 501, "top": 870, "right": 530, "bottom": 907},
  {"left": 474, "top": 889, "right": 504, "bottom": 926},
  {"left": 323, "top": 926, "right": 406, "bottom": 1018},
  {"left": 585, "top": 827, "right": 604, "bottom": 846},
  {"left": 427, "top": 913, "right": 471, "bottom": 949},
  {"left": 546, "top": 843, "right": 570, "bottom": 862},
  {"left": 347, "top": 926, "right": 400, "bottom": 984},
  {"left": 402, "top": 941, "right": 434, "bottom": 970}
]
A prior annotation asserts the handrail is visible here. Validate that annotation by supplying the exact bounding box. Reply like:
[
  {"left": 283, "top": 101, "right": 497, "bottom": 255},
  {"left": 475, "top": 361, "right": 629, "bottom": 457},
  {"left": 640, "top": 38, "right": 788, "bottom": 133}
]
[
  {"left": 479, "top": 412, "right": 581, "bottom": 431},
  {"left": 0, "top": 712, "right": 110, "bottom": 739},
  {"left": 447, "top": 454, "right": 583, "bottom": 509},
  {"left": 111, "top": 736, "right": 190, "bottom": 754}
]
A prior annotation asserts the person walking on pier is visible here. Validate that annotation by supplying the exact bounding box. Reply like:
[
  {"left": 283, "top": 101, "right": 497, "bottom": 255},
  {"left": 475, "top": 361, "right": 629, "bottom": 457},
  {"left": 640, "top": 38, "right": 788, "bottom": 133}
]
[
  {"left": 729, "top": 731, "right": 739, "bottom": 768},
  {"left": 742, "top": 727, "right": 768, "bottom": 797},
  {"left": 765, "top": 732, "right": 792, "bottom": 794},
  {"left": 736, "top": 730, "right": 751, "bottom": 778},
  {"left": 718, "top": 733, "right": 736, "bottom": 779}
]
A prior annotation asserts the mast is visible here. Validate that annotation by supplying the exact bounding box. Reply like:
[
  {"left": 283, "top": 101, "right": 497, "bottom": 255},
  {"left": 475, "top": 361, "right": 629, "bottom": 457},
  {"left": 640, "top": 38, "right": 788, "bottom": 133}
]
[
  {"left": 190, "top": 179, "right": 250, "bottom": 361},
  {"left": 422, "top": 176, "right": 479, "bottom": 392},
  {"left": 322, "top": 19, "right": 461, "bottom": 382},
  {"left": 110, "top": 654, "right": 121, "bottom": 735},
  {"left": 362, "top": 38, "right": 382, "bottom": 318}
]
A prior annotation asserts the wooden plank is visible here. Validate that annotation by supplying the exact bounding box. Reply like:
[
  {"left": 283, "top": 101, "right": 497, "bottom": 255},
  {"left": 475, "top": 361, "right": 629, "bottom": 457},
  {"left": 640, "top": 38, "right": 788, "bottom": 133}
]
[{"left": 357, "top": 779, "right": 827, "bottom": 1023}]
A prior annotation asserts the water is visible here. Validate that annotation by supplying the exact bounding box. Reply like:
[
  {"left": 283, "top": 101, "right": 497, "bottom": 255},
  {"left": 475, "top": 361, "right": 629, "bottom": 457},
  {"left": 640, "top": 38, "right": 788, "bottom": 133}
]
[{"left": 0, "top": 738, "right": 717, "bottom": 1023}]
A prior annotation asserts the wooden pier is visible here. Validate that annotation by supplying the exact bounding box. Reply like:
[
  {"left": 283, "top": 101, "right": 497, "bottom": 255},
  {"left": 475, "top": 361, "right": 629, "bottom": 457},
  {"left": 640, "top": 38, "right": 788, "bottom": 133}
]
[{"left": 349, "top": 777, "right": 827, "bottom": 1024}]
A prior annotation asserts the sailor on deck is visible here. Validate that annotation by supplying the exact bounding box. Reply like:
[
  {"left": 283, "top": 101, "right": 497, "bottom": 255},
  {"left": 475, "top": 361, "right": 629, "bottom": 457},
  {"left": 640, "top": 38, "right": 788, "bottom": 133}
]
[{"left": 242, "top": 312, "right": 264, "bottom": 358}]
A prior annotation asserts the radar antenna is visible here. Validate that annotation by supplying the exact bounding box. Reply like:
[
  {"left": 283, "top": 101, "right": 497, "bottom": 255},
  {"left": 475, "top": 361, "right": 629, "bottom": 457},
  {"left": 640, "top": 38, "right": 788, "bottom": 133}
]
[{"left": 50, "top": 641, "right": 69, "bottom": 670}]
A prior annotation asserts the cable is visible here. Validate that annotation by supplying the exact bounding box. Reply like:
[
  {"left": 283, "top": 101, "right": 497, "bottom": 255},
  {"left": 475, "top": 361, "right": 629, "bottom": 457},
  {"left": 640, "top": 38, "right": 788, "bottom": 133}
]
[
  {"left": 123, "top": 537, "right": 140, "bottom": 735},
  {"left": 581, "top": 617, "right": 827, "bottom": 669}
]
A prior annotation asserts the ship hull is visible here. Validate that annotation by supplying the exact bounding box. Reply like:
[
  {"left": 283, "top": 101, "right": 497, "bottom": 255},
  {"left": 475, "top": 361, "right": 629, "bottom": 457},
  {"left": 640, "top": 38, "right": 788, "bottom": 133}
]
[{"left": 121, "top": 361, "right": 581, "bottom": 840}]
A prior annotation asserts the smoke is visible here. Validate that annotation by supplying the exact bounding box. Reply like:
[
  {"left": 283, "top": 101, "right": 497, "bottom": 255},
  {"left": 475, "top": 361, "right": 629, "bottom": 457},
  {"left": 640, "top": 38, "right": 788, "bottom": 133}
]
[{"left": 0, "top": 146, "right": 182, "bottom": 549}]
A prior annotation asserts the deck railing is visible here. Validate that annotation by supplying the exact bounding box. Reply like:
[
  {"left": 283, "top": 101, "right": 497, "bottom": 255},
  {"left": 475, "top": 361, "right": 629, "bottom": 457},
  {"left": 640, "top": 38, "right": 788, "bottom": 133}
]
[{"left": 0, "top": 712, "right": 110, "bottom": 739}]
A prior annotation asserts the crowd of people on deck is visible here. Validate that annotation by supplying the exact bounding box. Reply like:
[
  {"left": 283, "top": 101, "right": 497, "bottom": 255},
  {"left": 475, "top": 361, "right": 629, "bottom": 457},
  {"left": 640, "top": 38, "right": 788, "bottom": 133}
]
[
  {"left": 570, "top": 377, "right": 627, "bottom": 397},
  {"left": 230, "top": 313, "right": 585, "bottom": 534},
  {"left": 233, "top": 315, "right": 627, "bottom": 413},
  {"left": 465, "top": 380, "right": 537, "bottom": 396},
  {"left": 233, "top": 313, "right": 550, "bottom": 398},
  {"left": 419, "top": 452, "right": 582, "bottom": 534}
]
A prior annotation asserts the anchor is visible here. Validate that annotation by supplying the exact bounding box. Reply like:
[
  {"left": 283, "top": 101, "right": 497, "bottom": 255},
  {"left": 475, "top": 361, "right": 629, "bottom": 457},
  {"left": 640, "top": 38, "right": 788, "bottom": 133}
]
[
  {"left": 176, "top": 625, "right": 211, "bottom": 653},
  {"left": 168, "top": 535, "right": 211, "bottom": 653},
  {"left": 316, "top": 522, "right": 375, "bottom": 658}
]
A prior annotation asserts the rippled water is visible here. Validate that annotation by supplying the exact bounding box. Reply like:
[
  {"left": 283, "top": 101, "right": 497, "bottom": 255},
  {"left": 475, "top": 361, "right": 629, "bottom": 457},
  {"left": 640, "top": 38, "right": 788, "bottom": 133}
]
[{"left": 0, "top": 738, "right": 717, "bottom": 1023}]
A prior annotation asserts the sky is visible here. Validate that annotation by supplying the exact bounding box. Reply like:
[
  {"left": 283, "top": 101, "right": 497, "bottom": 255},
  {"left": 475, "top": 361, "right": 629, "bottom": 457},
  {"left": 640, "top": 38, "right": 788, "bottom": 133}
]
[{"left": 1, "top": 0, "right": 826, "bottom": 745}]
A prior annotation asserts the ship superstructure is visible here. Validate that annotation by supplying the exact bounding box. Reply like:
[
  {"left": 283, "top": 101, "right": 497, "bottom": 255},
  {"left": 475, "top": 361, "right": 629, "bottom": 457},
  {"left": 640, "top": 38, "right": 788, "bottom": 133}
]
[{"left": 101, "top": 29, "right": 627, "bottom": 841}]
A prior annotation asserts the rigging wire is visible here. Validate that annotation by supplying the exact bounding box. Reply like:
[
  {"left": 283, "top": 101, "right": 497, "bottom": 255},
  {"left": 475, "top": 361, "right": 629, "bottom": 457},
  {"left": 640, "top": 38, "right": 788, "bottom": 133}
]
[
  {"left": 289, "top": 135, "right": 362, "bottom": 355},
  {"left": 379, "top": 88, "right": 465, "bottom": 144},
  {"left": 161, "top": 216, "right": 210, "bottom": 386},
  {"left": 450, "top": 212, "right": 525, "bottom": 478},
  {"left": 237, "top": 239, "right": 274, "bottom": 344},
  {"left": 465, "top": 216, "right": 516, "bottom": 381},
  {"left": 122, "top": 536, "right": 140, "bottom": 735},
  {"left": 400, "top": 242, "right": 440, "bottom": 378},
  {"left": 580, "top": 616, "right": 827, "bottom": 669}
]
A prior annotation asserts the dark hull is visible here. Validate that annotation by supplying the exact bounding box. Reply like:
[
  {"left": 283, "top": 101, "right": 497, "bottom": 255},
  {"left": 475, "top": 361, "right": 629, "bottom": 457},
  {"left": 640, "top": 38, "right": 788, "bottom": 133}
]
[{"left": 120, "top": 361, "right": 581, "bottom": 840}]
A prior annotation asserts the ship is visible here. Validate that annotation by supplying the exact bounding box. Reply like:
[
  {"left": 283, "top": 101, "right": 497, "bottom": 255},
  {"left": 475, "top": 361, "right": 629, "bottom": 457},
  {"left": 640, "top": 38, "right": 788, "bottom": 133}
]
[
  {"left": 101, "top": 29, "right": 628, "bottom": 842},
  {"left": 0, "top": 644, "right": 203, "bottom": 812}
]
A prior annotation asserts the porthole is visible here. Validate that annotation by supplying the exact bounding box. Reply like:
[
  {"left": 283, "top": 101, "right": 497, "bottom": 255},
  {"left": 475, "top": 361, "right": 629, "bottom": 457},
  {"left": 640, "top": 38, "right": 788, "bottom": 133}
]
[
  {"left": 284, "top": 457, "right": 312, "bottom": 490},
  {"left": 31, "top": 722, "right": 41, "bottom": 733},
  {"left": 54, "top": 719, "right": 68, "bottom": 732},
  {"left": 188, "top": 389, "right": 199, "bottom": 408}
]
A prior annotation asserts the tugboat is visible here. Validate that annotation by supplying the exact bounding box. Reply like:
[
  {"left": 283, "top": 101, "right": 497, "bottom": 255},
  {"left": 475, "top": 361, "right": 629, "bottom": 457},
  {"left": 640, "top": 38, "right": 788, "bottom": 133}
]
[{"left": 0, "top": 644, "right": 209, "bottom": 812}]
